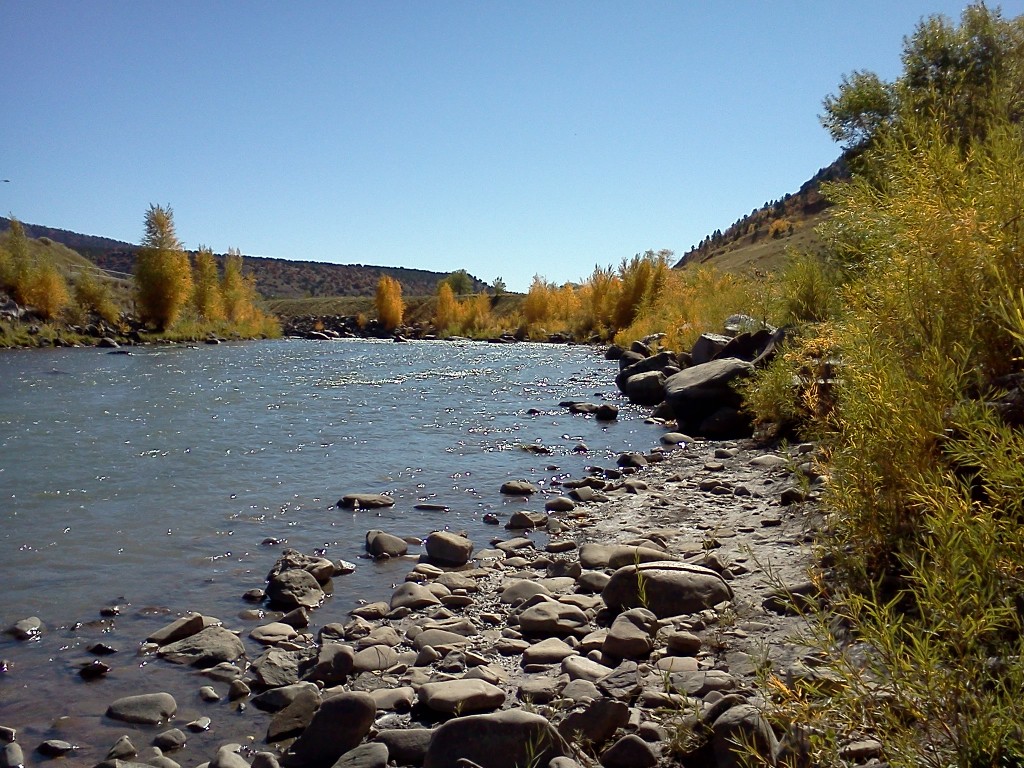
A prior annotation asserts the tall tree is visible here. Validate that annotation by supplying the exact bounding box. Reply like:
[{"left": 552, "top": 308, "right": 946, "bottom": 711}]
[
  {"left": 374, "top": 274, "right": 404, "bottom": 330},
  {"left": 221, "top": 247, "right": 257, "bottom": 323},
  {"left": 135, "top": 204, "right": 193, "bottom": 330},
  {"left": 192, "top": 246, "right": 225, "bottom": 322}
]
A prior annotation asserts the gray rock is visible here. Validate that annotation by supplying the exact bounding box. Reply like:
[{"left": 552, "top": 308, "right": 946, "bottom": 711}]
[
  {"left": 690, "top": 333, "right": 732, "bottom": 365},
  {"left": 412, "top": 628, "right": 471, "bottom": 653},
  {"left": 300, "top": 642, "right": 354, "bottom": 684},
  {"left": 424, "top": 710, "right": 567, "bottom": 768},
  {"left": 418, "top": 679, "right": 506, "bottom": 714},
  {"left": 368, "top": 686, "right": 415, "bottom": 712},
  {"left": 250, "top": 648, "right": 313, "bottom": 688},
  {"left": 351, "top": 645, "right": 400, "bottom": 673},
  {"left": 249, "top": 622, "right": 297, "bottom": 646},
  {"left": 266, "top": 568, "right": 324, "bottom": 610},
  {"left": 424, "top": 531, "right": 474, "bottom": 566},
  {"left": 338, "top": 493, "right": 394, "bottom": 509},
  {"left": 211, "top": 745, "right": 250, "bottom": 768},
  {"left": 332, "top": 743, "right": 388, "bottom": 768},
  {"left": 499, "top": 480, "right": 537, "bottom": 496},
  {"left": 1, "top": 742, "right": 22, "bottom": 768},
  {"left": 158, "top": 626, "right": 245, "bottom": 667},
  {"left": 519, "top": 601, "right": 590, "bottom": 637},
  {"left": 599, "top": 734, "right": 658, "bottom": 768},
  {"left": 373, "top": 729, "right": 434, "bottom": 766},
  {"left": 665, "top": 630, "right": 702, "bottom": 656},
  {"left": 598, "top": 661, "right": 642, "bottom": 701},
  {"left": 282, "top": 692, "right": 376, "bottom": 768},
  {"left": 500, "top": 580, "right": 551, "bottom": 604},
  {"left": 391, "top": 582, "right": 442, "bottom": 610},
  {"left": 664, "top": 359, "right": 754, "bottom": 437},
  {"left": 147, "top": 614, "right": 205, "bottom": 645},
  {"left": 152, "top": 730, "right": 186, "bottom": 752},
  {"left": 711, "top": 704, "right": 778, "bottom": 768},
  {"left": 517, "top": 676, "right": 563, "bottom": 704},
  {"left": 106, "top": 693, "right": 177, "bottom": 725},
  {"left": 37, "top": 740, "right": 75, "bottom": 758},
  {"left": 107, "top": 735, "right": 137, "bottom": 759},
  {"left": 622, "top": 370, "right": 667, "bottom": 406},
  {"left": 267, "top": 686, "right": 322, "bottom": 742},
  {"left": 506, "top": 510, "right": 548, "bottom": 529},
  {"left": 365, "top": 529, "right": 408, "bottom": 558},
  {"left": 522, "top": 637, "right": 576, "bottom": 665},
  {"left": 603, "top": 608, "right": 658, "bottom": 660},
  {"left": 562, "top": 655, "right": 613, "bottom": 683},
  {"left": 558, "top": 697, "right": 629, "bottom": 746},
  {"left": 252, "top": 681, "right": 320, "bottom": 712},
  {"left": 252, "top": 754, "right": 281, "bottom": 768},
  {"left": 602, "top": 561, "right": 733, "bottom": 619}
]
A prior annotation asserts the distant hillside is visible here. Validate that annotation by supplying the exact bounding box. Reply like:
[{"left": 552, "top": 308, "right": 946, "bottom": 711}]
[
  {"left": 677, "top": 157, "right": 848, "bottom": 273},
  {"left": 0, "top": 217, "right": 485, "bottom": 298}
]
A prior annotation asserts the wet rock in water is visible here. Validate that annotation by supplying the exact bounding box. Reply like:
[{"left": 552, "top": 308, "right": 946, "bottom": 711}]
[
  {"left": 6, "top": 617, "right": 43, "bottom": 641},
  {"left": 186, "top": 716, "right": 211, "bottom": 732},
  {"left": 158, "top": 626, "right": 245, "bottom": 667},
  {"left": 36, "top": 740, "right": 75, "bottom": 758},
  {"left": 147, "top": 614, "right": 206, "bottom": 645},
  {"left": 106, "top": 735, "right": 136, "bottom": 760},
  {"left": 281, "top": 692, "right": 375, "bottom": 768},
  {"left": 252, "top": 681, "right": 321, "bottom": 712},
  {"left": 424, "top": 531, "right": 473, "bottom": 566},
  {"left": 153, "top": 730, "right": 186, "bottom": 752},
  {"left": 338, "top": 493, "right": 395, "bottom": 509},
  {"left": 106, "top": 692, "right": 177, "bottom": 725},
  {"left": 211, "top": 744, "right": 251, "bottom": 768},
  {"left": 229, "top": 679, "right": 251, "bottom": 700},
  {"left": 424, "top": 709, "right": 567, "bottom": 768},
  {"left": 499, "top": 480, "right": 537, "bottom": 496},
  {"left": 506, "top": 510, "right": 547, "bottom": 529},
  {"left": 199, "top": 685, "right": 220, "bottom": 702},
  {"left": 365, "top": 530, "right": 408, "bottom": 559},
  {"left": 599, "top": 734, "right": 658, "bottom": 768},
  {"left": 266, "top": 568, "right": 324, "bottom": 610},
  {"left": 250, "top": 648, "right": 313, "bottom": 689},
  {"left": 267, "top": 686, "right": 322, "bottom": 743},
  {"left": 622, "top": 370, "right": 667, "bottom": 406},
  {"left": 595, "top": 404, "right": 619, "bottom": 421},
  {"left": 603, "top": 562, "right": 733, "bottom": 619},
  {"left": 79, "top": 659, "right": 110, "bottom": 679},
  {"left": 1, "top": 741, "right": 22, "bottom": 768},
  {"left": 88, "top": 641, "right": 119, "bottom": 655}
]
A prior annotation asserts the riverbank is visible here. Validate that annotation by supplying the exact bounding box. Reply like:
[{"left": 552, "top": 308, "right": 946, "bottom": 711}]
[{"left": 0, "top": 436, "right": 824, "bottom": 768}]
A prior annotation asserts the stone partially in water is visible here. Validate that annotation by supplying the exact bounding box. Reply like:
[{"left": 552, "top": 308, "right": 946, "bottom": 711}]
[
  {"left": 158, "top": 626, "right": 245, "bottom": 667},
  {"left": 107, "top": 693, "right": 177, "bottom": 725}
]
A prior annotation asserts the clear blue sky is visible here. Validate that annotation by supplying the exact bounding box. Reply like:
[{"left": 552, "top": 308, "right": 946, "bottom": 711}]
[{"left": 3, "top": 1, "right": 1020, "bottom": 293}]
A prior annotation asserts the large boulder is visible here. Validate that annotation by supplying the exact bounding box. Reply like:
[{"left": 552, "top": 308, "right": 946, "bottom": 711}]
[
  {"left": 614, "top": 351, "right": 675, "bottom": 395},
  {"left": 267, "top": 568, "right": 324, "bottom": 610},
  {"left": 365, "top": 530, "right": 408, "bottom": 559},
  {"left": 603, "top": 561, "right": 733, "bottom": 619},
  {"left": 690, "top": 333, "right": 732, "bottom": 365},
  {"left": 622, "top": 370, "right": 667, "bottom": 406},
  {"left": 664, "top": 358, "right": 754, "bottom": 437},
  {"left": 424, "top": 709, "right": 567, "bottom": 768},
  {"left": 424, "top": 531, "right": 473, "bottom": 566},
  {"left": 158, "top": 626, "right": 245, "bottom": 667}
]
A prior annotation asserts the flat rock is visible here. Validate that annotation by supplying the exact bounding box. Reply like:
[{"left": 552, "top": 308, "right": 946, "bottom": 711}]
[
  {"left": 391, "top": 582, "right": 442, "bottom": 610},
  {"left": 522, "top": 637, "right": 576, "bottom": 665},
  {"left": 250, "top": 622, "right": 298, "bottom": 646},
  {"left": 562, "top": 655, "right": 614, "bottom": 683},
  {"left": 500, "top": 580, "right": 551, "bottom": 604},
  {"left": 147, "top": 614, "right": 205, "bottom": 645},
  {"left": 106, "top": 693, "right": 177, "bottom": 725},
  {"left": 250, "top": 648, "right": 312, "bottom": 689},
  {"left": 338, "top": 493, "right": 394, "bottom": 509},
  {"left": 519, "top": 601, "right": 590, "bottom": 637},
  {"left": 266, "top": 687, "right": 321, "bottom": 742},
  {"left": 499, "top": 480, "right": 538, "bottom": 496},
  {"left": 418, "top": 679, "right": 506, "bottom": 714}
]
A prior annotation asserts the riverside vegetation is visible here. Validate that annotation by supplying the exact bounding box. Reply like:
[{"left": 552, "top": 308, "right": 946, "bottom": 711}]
[{"left": 0, "top": 205, "right": 279, "bottom": 347}]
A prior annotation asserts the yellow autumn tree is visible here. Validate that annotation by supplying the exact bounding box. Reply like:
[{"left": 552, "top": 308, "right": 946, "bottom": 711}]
[
  {"left": 135, "top": 204, "right": 193, "bottom": 330},
  {"left": 523, "top": 275, "right": 551, "bottom": 324},
  {"left": 375, "top": 274, "right": 404, "bottom": 330},
  {"left": 192, "top": 246, "right": 225, "bottom": 322},
  {"left": 221, "top": 248, "right": 258, "bottom": 323},
  {"left": 435, "top": 282, "right": 460, "bottom": 334}
]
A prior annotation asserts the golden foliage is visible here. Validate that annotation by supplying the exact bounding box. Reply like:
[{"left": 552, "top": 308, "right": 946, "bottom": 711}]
[
  {"left": 73, "top": 270, "right": 120, "bottom": 324},
  {"left": 135, "top": 204, "right": 193, "bottom": 330},
  {"left": 192, "top": 247, "right": 225, "bottom": 322},
  {"left": 374, "top": 275, "right": 404, "bottom": 331}
]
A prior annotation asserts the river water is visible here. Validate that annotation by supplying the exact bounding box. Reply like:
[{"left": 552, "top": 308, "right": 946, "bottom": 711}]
[{"left": 0, "top": 339, "right": 676, "bottom": 749}]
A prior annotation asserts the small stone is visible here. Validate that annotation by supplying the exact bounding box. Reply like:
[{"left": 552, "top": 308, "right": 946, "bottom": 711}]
[
  {"left": 107, "top": 693, "right": 177, "bottom": 725},
  {"left": 199, "top": 686, "right": 220, "bottom": 702},
  {"left": 36, "top": 740, "right": 75, "bottom": 758},
  {"left": 186, "top": 717, "right": 212, "bottom": 732},
  {"left": 106, "top": 735, "right": 136, "bottom": 760}
]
